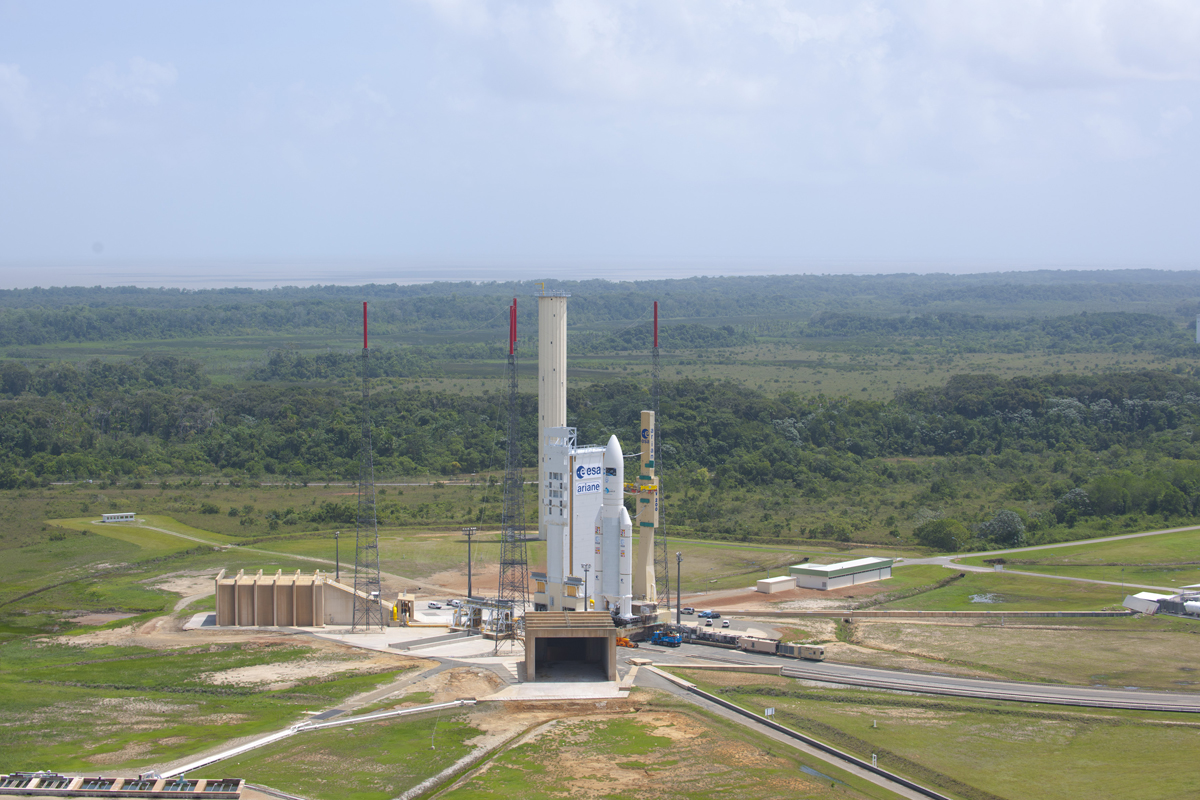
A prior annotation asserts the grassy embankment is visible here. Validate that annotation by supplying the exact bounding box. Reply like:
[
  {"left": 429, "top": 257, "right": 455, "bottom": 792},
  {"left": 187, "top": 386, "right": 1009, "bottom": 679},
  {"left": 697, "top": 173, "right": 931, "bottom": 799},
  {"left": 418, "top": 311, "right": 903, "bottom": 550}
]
[
  {"left": 850, "top": 616, "right": 1200, "bottom": 690},
  {"left": 0, "top": 638, "right": 413, "bottom": 770},
  {"left": 222, "top": 712, "right": 480, "bottom": 800},
  {"left": 672, "top": 670, "right": 1200, "bottom": 800},
  {"left": 436, "top": 697, "right": 900, "bottom": 800},
  {"left": 957, "top": 527, "right": 1200, "bottom": 591}
]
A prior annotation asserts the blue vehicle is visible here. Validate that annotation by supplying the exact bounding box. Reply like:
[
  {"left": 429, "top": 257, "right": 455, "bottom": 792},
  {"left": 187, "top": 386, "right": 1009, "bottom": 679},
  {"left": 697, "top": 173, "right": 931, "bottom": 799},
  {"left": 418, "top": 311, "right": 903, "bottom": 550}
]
[
  {"left": 650, "top": 630, "right": 682, "bottom": 647},
  {"left": 697, "top": 610, "right": 713, "bottom": 618}
]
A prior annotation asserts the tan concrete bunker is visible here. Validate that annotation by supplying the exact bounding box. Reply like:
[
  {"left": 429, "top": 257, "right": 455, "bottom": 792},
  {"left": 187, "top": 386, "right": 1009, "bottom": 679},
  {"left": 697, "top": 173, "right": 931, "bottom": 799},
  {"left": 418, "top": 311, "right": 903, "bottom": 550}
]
[
  {"left": 523, "top": 611, "right": 618, "bottom": 682},
  {"left": 213, "top": 568, "right": 388, "bottom": 627}
]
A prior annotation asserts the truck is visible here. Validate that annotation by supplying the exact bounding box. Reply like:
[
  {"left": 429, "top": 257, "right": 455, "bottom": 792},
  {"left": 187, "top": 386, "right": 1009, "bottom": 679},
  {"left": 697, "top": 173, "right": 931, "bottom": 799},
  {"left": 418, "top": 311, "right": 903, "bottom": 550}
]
[
  {"left": 616, "top": 636, "right": 638, "bottom": 649},
  {"left": 650, "top": 630, "right": 682, "bottom": 647}
]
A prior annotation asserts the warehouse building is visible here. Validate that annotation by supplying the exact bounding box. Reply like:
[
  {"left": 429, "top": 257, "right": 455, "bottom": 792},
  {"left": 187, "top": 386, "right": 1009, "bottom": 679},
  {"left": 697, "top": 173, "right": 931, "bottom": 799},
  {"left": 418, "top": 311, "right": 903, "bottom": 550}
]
[{"left": 789, "top": 557, "right": 893, "bottom": 590}]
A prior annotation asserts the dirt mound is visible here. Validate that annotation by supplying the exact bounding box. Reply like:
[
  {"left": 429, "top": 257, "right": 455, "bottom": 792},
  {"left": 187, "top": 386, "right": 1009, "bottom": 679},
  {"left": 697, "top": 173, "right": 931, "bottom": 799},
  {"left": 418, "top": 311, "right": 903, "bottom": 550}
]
[{"left": 402, "top": 666, "right": 507, "bottom": 702}]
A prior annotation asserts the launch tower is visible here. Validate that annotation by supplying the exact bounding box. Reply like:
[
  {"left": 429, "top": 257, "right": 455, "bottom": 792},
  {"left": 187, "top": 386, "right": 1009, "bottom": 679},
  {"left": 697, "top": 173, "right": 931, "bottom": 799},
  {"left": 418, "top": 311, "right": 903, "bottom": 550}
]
[{"left": 497, "top": 299, "right": 529, "bottom": 636}]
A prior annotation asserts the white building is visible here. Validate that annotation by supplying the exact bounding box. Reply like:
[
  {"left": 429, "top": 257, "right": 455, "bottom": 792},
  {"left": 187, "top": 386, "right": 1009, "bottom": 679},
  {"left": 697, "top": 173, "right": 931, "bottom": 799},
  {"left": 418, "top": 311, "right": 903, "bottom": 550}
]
[
  {"left": 789, "top": 557, "right": 893, "bottom": 590},
  {"left": 100, "top": 512, "right": 136, "bottom": 523},
  {"left": 756, "top": 575, "right": 797, "bottom": 593}
]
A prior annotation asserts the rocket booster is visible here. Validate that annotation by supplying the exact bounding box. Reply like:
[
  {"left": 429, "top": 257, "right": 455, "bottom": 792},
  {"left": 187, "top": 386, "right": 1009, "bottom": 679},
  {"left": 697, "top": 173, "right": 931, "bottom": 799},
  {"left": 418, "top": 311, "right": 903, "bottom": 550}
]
[{"left": 594, "top": 434, "right": 633, "bottom": 617}]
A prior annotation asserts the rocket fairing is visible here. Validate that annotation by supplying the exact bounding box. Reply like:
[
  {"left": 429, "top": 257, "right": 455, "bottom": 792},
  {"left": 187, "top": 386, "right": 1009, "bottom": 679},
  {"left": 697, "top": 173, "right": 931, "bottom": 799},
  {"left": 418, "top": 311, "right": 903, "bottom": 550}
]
[{"left": 594, "top": 434, "right": 633, "bottom": 617}]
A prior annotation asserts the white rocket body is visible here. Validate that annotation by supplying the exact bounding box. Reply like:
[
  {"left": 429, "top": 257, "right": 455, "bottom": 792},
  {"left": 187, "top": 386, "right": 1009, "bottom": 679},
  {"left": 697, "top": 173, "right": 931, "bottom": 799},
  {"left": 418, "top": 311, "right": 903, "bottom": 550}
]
[{"left": 594, "top": 434, "right": 633, "bottom": 617}]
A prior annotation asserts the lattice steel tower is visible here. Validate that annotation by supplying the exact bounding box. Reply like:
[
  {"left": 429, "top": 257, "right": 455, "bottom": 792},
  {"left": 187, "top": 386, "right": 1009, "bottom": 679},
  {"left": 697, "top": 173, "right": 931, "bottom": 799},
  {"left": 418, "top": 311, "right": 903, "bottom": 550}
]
[
  {"left": 352, "top": 302, "right": 384, "bottom": 632},
  {"left": 652, "top": 301, "right": 670, "bottom": 606},
  {"left": 497, "top": 298, "right": 529, "bottom": 635}
]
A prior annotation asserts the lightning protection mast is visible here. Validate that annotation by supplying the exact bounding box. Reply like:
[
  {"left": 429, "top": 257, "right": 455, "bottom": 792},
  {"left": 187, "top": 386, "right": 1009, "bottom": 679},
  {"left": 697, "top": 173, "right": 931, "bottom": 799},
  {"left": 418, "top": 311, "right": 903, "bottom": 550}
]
[
  {"left": 497, "top": 298, "right": 529, "bottom": 637},
  {"left": 352, "top": 301, "right": 384, "bottom": 631},
  {"left": 653, "top": 301, "right": 670, "bottom": 608}
]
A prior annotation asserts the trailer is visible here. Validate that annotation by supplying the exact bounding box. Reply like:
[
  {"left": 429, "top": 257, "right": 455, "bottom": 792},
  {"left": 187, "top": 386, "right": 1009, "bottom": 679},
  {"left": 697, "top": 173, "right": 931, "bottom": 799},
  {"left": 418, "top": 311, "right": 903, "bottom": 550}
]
[
  {"left": 737, "top": 635, "right": 779, "bottom": 654},
  {"left": 778, "top": 643, "right": 825, "bottom": 661}
]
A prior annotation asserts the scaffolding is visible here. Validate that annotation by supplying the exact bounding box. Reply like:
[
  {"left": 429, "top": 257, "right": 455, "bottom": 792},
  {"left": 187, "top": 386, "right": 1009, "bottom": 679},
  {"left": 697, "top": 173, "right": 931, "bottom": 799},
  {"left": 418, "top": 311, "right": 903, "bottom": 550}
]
[
  {"left": 452, "top": 597, "right": 518, "bottom": 638},
  {"left": 497, "top": 298, "right": 529, "bottom": 638}
]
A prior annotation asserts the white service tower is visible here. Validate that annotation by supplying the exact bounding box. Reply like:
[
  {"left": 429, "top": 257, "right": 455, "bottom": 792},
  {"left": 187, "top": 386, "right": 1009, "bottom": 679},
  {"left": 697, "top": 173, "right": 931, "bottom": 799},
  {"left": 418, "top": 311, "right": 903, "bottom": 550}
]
[
  {"left": 537, "top": 290, "right": 569, "bottom": 545},
  {"left": 594, "top": 434, "right": 633, "bottom": 617}
]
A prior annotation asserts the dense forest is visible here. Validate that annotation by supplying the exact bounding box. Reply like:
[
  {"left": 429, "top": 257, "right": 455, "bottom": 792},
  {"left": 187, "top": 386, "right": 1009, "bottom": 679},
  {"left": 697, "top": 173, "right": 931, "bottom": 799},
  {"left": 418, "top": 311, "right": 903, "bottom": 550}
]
[
  {"left": 4, "top": 351, "right": 1200, "bottom": 548},
  {"left": 5, "top": 271, "right": 1200, "bottom": 550},
  {"left": 5, "top": 271, "right": 1200, "bottom": 347}
]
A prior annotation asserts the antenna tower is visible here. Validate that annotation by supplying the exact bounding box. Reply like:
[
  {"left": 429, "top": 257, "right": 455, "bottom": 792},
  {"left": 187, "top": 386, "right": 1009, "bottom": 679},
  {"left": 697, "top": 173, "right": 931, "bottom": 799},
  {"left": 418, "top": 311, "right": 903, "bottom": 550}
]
[
  {"left": 352, "top": 302, "right": 384, "bottom": 631},
  {"left": 497, "top": 298, "right": 529, "bottom": 636},
  {"left": 652, "top": 301, "right": 669, "bottom": 607}
]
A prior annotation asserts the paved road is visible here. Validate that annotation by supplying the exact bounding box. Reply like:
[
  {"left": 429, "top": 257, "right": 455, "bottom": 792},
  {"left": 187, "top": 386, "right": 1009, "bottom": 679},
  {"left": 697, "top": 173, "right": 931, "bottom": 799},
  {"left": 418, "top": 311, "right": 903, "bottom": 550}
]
[{"left": 647, "top": 643, "right": 1200, "bottom": 712}]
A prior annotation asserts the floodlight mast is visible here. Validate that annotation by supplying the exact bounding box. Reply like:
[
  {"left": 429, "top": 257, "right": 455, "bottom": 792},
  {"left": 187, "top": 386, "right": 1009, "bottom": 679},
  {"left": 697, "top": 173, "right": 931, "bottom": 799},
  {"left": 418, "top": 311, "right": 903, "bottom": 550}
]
[
  {"left": 352, "top": 302, "right": 384, "bottom": 632},
  {"left": 653, "top": 301, "right": 670, "bottom": 607}
]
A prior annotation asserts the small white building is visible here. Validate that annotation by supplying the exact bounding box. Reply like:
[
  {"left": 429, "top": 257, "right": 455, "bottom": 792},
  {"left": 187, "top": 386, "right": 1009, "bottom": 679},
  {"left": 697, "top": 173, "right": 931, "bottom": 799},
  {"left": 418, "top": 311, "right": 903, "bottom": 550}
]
[
  {"left": 790, "top": 557, "right": 893, "bottom": 590},
  {"left": 756, "top": 575, "right": 796, "bottom": 593},
  {"left": 100, "top": 512, "right": 136, "bottom": 524}
]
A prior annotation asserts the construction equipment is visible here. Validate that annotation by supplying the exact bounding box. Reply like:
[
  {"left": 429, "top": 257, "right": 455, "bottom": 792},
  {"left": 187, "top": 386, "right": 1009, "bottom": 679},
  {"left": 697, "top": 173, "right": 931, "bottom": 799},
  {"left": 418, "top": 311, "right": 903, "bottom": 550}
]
[
  {"left": 616, "top": 636, "right": 639, "bottom": 649},
  {"left": 650, "top": 630, "right": 682, "bottom": 648}
]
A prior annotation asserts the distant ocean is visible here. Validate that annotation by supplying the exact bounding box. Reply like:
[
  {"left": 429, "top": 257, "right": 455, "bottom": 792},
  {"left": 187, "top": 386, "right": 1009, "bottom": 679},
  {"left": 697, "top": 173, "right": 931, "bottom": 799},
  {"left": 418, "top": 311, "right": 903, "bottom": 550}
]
[{"left": 0, "top": 258, "right": 1153, "bottom": 290}]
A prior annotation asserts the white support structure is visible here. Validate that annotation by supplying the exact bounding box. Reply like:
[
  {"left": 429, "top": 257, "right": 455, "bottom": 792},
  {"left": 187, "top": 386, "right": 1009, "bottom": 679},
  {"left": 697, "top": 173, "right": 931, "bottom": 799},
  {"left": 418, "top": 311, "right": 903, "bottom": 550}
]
[{"left": 537, "top": 292, "right": 569, "bottom": 546}]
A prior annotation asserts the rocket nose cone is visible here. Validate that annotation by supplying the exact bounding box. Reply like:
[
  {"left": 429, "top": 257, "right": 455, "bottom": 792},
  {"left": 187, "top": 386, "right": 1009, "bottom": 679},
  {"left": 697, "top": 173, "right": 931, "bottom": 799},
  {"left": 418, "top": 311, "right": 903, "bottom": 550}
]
[
  {"left": 603, "top": 435, "right": 623, "bottom": 470},
  {"left": 606, "top": 434, "right": 622, "bottom": 460}
]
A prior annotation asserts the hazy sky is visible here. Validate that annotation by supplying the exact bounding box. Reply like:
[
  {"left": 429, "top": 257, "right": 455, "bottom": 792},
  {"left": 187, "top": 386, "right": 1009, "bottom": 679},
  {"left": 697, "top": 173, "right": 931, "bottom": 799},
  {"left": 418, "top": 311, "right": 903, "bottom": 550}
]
[{"left": 1, "top": 1, "right": 1199, "bottom": 282}]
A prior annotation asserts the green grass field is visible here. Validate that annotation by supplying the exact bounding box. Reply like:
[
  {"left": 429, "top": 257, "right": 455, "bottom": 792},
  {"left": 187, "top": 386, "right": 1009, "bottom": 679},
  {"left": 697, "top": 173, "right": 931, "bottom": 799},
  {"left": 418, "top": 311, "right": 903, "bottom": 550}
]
[
  {"left": 877, "top": 570, "right": 1125, "bottom": 611},
  {"left": 438, "top": 699, "right": 899, "bottom": 800},
  {"left": 676, "top": 672, "right": 1200, "bottom": 800},
  {"left": 957, "top": 528, "right": 1200, "bottom": 591},
  {"left": 0, "top": 639, "right": 412, "bottom": 771},
  {"left": 853, "top": 617, "right": 1200, "bottom": 690},
  {"left": 223, "top": 712, "right": 480, "bottom": 800}
]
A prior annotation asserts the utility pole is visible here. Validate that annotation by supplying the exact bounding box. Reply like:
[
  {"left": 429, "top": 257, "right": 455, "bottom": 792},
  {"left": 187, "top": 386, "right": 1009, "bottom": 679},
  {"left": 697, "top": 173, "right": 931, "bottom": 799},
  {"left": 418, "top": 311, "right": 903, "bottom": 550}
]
[
  {"left": 676, "top": 551, "right": 683, "bottom": 626},
  {"left": 462, "top": 527, "right": 478, "bottom": 599},
  {"left": 334, "top": 531, "right": 340, "bottom": 582},
  {"left": 582, "top": 563, "right": 591, "bottom": 609}
]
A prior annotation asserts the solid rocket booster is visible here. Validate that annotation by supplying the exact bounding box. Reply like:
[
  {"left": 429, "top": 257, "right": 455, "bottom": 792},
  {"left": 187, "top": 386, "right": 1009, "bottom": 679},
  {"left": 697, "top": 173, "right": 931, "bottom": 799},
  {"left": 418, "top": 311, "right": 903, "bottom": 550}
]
[{"left": 594, "top": 434, "right": 633, "bottom": 617}]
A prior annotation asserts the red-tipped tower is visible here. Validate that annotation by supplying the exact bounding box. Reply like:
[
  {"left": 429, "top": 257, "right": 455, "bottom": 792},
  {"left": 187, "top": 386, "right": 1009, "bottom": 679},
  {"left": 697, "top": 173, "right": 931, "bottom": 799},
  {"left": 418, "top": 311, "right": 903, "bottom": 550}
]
[
  {"left": 509, "top": 298, "right": 517, "bottom": 355},
  {"left": 363, "top": 301, "right": 368, "bottom": 349}
]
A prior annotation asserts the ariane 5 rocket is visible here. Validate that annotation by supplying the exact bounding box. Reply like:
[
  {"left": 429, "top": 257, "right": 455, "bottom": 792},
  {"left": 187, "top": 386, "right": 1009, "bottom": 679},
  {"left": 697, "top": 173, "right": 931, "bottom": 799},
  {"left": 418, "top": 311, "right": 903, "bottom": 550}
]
[{"left": 594, "top": 434, "right": 633, "bottom": 617}]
